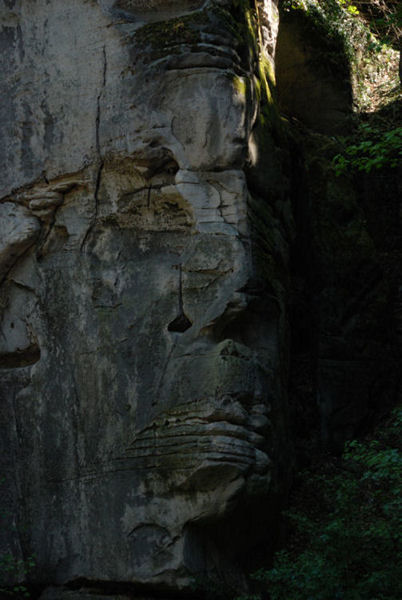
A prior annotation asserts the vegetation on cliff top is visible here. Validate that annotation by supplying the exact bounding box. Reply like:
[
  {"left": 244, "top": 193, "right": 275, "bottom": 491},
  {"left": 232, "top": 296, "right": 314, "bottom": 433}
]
[{"left": 282, "top": 0, "right": 401, "bottom": 110}]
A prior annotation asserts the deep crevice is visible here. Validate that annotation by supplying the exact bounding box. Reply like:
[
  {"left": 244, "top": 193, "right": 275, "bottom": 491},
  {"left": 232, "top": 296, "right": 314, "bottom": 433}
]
[
  {"left": 0, "top": 344, "right": 40, "bottom": 369},
  {"left": 168, "top": 264, "right": 192, "bottom": 333},
  {"left": 80, "top": 45, "right": 107, "bottom": 252}
]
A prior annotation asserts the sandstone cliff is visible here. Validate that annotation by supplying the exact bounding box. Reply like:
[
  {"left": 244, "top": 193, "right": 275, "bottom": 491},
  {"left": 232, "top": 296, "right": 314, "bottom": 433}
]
[
  {"left": 0, "top": 1, "right": 401, "bottom": 599},
  {"left": 1, "top": 1, "right": 292, "bottom": 597}
]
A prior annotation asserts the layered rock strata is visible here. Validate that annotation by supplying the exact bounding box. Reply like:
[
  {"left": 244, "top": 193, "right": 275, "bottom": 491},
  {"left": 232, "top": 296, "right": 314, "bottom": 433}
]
[{"left": 0, "top": 1, "right": 291, "bottom": 597}]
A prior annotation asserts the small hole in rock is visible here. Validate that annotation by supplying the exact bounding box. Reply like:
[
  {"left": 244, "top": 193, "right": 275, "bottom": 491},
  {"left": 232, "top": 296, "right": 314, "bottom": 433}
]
[{"left": 168, "top": 313, "right": 192, "bottom": 333}]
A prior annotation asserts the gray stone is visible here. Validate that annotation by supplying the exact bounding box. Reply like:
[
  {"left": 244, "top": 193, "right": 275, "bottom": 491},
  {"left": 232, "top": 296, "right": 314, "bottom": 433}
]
[
  {"left": 39, "top": 589, "right": 132, "bottom": 600},
  {"left": 0, "top": 203, "right": 40, "bottom": 282},
  {"left": 0, "top": 0, "right": 291, "bottom": 596}
]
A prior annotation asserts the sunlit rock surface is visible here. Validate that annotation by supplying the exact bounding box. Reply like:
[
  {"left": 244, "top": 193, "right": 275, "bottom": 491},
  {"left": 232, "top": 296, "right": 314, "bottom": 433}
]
[{"left": 0, "top": 1, "right": 292, "bottom": 597}]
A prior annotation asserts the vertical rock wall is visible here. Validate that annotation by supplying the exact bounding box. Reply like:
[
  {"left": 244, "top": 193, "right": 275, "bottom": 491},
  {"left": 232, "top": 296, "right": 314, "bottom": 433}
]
[{"left": 0, "top": 1, "right": 292, "bottom": 597}]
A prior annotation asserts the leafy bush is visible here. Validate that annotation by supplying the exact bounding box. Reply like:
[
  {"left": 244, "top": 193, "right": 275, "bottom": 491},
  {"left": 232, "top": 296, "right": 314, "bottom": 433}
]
[
  {"left": 0, "top": 553, "right": 34, "bottom": 598},
  {"left": 249, "top": 405, "right": 402, "bottom": 600},
  {"left": 333, "top": 123, "right": 402, "bottom": 174}
]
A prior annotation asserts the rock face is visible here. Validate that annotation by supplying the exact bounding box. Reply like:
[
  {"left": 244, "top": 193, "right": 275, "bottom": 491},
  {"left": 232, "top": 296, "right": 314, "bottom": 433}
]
[
  {"left": 275, "top": 7, "right": 353, "bottom": 134},
  {"left": 0, "top": 1, "right": 292, "bottom": 596},
  {"left": 4, "top": 1, "right": 398, "bottom": 596}
]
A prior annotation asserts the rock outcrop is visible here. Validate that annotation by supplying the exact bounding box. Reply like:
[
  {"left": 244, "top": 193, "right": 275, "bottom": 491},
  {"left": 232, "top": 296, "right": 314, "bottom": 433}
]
[
  {"left": 0, "top": 1, "right": 292, "bottom": 597},
  {"left": 3, "top": 1, "right": 400, "bottom": 598}
]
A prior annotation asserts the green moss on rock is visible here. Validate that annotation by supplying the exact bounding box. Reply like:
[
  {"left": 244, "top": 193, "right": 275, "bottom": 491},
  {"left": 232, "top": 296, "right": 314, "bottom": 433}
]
[{"left": 133, "top": 10, "right": 209, "bottom": 53}]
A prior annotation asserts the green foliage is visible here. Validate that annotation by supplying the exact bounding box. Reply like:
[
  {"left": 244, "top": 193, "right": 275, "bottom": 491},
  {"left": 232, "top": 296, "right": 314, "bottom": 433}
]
[
  {"left": 0, "top": 553, "right": 33, "bottom": 598},
  {"left": 283, "top": 0, "right": 360, "bottom": 17},
  {"left": 281, "top": 0, "right": 400, "bottom": 110},
  {"left": 283, "top": 0, "right": 401, "bottom": 47},
  {"left": 354, "top": 0, "right": 402, "bottom": 49},
  {"left": 333, "top": 123, "right": 402, "bottom": 174},
  {"left": 250, "top": 405, "right": 402, "bottom": 600}
]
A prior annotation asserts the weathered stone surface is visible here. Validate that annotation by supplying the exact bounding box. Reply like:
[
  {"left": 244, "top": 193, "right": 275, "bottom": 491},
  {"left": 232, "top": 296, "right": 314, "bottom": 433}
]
[
  {"left": 3, "top": 0, "right": 401, "bottom": 596},
  {"left": 0, "top": 0, "right": 290, "bottom": 596},
  {"left": 40, "top": 589, "right": 132, "bottom": 600},
  {"left": 275, "top": 8, "right": 353, "bottom": 134},
  {"left": 0, "top": 203, "right": 40, "bottom": 282},
  {"left": 39, "top": 586, "right": 170, "bottom": 600}
]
